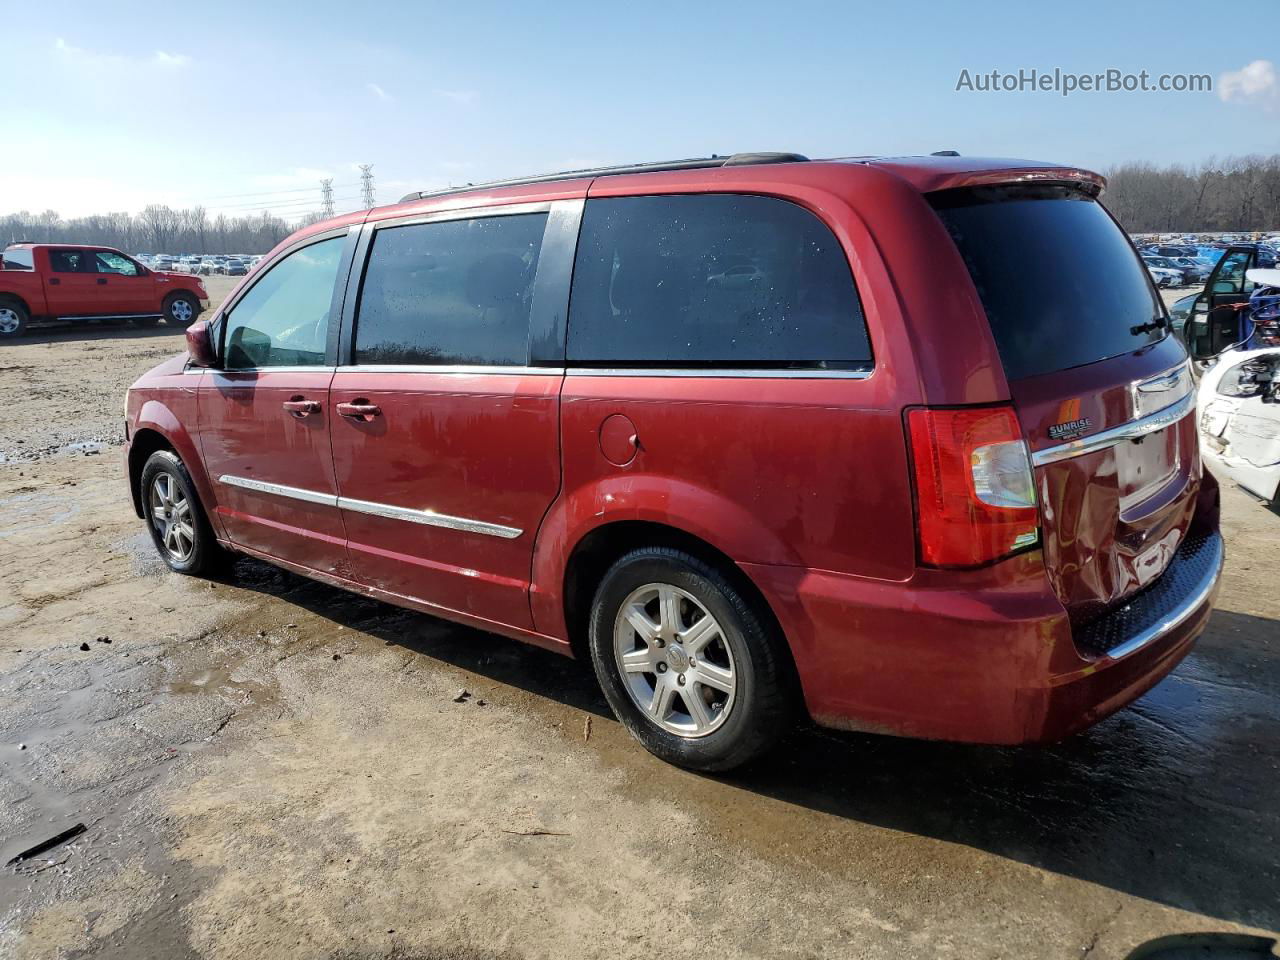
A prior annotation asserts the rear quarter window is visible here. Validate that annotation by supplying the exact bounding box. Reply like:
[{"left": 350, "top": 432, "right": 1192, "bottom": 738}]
[
  {"left": 567, "top": 194, "right": 871, "bottom": 370},
  {"left": 930, "top": 185, "right": 1166, "bottom": 381},
  {"left": 1, "top": 249, "right": 33, "bottom": 270}
]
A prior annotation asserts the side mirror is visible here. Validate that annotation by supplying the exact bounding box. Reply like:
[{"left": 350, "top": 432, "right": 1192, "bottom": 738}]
[{"left": 185, "top": 320, "right": 218, "bottom": 368}]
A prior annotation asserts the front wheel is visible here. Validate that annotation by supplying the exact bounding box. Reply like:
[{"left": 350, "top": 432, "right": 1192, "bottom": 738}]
[
  {"left": 140, "top": 450, "right": 224, "bottom": 575},
  {"left": 588, "top": 547, "right": 795, "bottom": 772},
  {"left": 0, "top": 301, "right": 29, "bottom": 339},
  {"left": 163, "top": 293, "right": 199, "bottom": 327}
]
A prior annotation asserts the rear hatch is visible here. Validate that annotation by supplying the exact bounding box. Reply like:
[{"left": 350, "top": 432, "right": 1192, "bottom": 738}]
[{"left": 930, "top": 183, "right": 1201, "bottom": 631}]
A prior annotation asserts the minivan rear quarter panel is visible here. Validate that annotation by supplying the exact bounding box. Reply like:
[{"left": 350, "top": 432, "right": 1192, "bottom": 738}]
[{"left": 530, "top": 165, "right": 1024, "bottom": 709}]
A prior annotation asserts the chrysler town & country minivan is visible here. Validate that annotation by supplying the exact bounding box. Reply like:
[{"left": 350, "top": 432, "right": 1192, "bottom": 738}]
[{"left": 123, "top": 152, "right": 1223, "bottom": 770}]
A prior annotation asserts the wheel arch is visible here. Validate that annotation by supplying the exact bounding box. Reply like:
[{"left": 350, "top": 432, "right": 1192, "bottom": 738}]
[
  {"left": 0, "top": 293, "right": 32, "bottom": 315},
  {"left": 555, "top": 519, "right": 800, "bottom": 705},
  {"left": 129, "top": 401, "right": 221, "bottom": 536},
  {"left": 127, "top": 427, "right": 174, "bottom": 517}
]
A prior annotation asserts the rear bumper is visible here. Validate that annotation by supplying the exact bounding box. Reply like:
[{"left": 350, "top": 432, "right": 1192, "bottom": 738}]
[{"left": 743, "top": 530, "right": 1223, "bottom": 745}]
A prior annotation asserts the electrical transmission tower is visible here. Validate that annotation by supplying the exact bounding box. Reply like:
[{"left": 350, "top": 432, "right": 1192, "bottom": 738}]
[
  {"left": 320, "top": 178, "right": 335, "bottom": 218},
  {"left": 359, "top": 164, "right": 376, "bottom": 209}
]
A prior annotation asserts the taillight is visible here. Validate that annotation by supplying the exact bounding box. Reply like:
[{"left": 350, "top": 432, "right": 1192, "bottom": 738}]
[{"left": 906, "top": 406, "right": 1039, "bottom": 567}]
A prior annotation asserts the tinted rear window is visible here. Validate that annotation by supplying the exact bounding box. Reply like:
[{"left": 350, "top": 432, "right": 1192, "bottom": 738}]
[
  {"left": 355, "top": 213, "right": 547, "bottom": 366},
  {"left": 930, "top": 185, "right": 1165, "bottom": 381},
  {"left": 567, "top": 194, "right": 871, "bottom": 370}
]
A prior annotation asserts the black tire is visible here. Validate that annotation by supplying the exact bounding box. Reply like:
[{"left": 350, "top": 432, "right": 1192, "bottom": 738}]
[
  {"left": 162, "top": 292, "right": 199, "bottom": 327},
  {"left": 0, "top": 300, "right": 29, "bottom": 340},
  {"left": 588, "top": 547, "right": 794, "bottom": 772},
  {"left": 139, "top": 450, "right": 225, "bottom": 576}
]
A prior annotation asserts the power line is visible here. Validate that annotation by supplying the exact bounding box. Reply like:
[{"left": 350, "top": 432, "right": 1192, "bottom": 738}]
[
  {"left": 359, "top": 164, "right": 376, "bottom": 209},
  {"left": 200, "top": 182, "right": 359, "bottom": 201},
  {"left": 210, "top": 194, "right": 362, "bottom": 213}
]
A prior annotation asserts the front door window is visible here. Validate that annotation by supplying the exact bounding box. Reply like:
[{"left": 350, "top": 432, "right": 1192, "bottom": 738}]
[{"left": 222, "top": 236, "right": 344, "bottom": 368}]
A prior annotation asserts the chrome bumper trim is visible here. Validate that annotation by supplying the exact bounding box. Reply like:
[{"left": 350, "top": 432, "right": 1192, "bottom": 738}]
[
  {"left": 1105, "top": 531, "right": 1223, "bottom": 660},
  {"left": 1031, "top": 392, "right": 1196, "bottom": 467}
]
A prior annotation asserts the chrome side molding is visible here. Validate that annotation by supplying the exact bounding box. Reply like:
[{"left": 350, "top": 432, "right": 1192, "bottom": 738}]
[
  {"left": 1031, "top": 392, "right": 1195, "bottom": 468},
  {"left": 216, "top": 475, "right": 522, "bottom": 539},
  {"left": 336, "top": 496, "right": 522, "bottom": 539},
  {"left": 219, "top": 474, "right": 338, "bottom": 506},
  {"left": 565, "top": 367, "right": 873, "bottom": 380}
]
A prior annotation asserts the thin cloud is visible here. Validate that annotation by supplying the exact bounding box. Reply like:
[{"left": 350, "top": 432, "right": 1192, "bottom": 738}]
[
  {"left": 367, "top": 82, "right": 392, "bottom": 101},
  {"left": 1219, "top": 59, "right": 1278, "bottom": 110},
  {"left": 54, "top": 37, "right": 192, "bottom": 69},
  {"left": 435, "top": 88, "right": 478, "bottom": 105},
  {"left": 153, "top": 50, "right": 191, "bottom": 68}
]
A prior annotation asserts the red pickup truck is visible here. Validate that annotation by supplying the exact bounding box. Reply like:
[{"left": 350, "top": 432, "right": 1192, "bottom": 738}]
[{"left": 0, "top": 243, "right": 209, "bottom": 339}]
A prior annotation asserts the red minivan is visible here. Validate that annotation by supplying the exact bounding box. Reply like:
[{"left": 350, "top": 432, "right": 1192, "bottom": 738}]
[{"left": 123, "top": 152, "right": 1223, "bottom": 770}]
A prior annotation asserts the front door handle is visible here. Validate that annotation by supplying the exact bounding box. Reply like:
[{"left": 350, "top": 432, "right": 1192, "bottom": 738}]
[
  {"left": 97, "top": 277, "right": 108, "bottom": 285},
  {"left": 336, "top": 400, "right": 381, "bottom": 422},
  {"left": 282, "top": 398, "right": 321, "bottom": 417}
]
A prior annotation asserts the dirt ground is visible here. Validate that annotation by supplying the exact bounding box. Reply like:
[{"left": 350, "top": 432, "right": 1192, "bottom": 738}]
[{"left": 1, "top": 279, "right": 1277, "bottom": 960}]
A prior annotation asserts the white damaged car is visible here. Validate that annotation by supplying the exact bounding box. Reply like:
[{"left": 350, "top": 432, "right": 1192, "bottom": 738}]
[
  {"left": 1199, "top": 349, "right": 1280, "bottom": 504},
  {"left": 1196, "top": 268, "right": 1280, "bottom": 505}
]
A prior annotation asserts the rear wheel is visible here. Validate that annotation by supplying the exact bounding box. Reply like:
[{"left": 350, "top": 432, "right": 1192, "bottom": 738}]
[
  {"left": 0, "top": 301, "right": 29, "bottom": 339},
  {"left": 163, "top": 293, "right": 198, "bottom": 327},
  {"left": 588, "top": 547, "right": 794, "bottom": 771},
  {"left": 140, "top": 450, "right": 224, "bottom": 576}
]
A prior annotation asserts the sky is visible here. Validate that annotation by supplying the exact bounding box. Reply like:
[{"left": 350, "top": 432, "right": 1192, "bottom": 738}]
[{"left": 3, "top": 0, "right": 1278, "bottom": 224}]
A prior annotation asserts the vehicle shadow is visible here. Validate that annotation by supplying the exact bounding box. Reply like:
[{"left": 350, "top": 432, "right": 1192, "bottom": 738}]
[
  {"left": 13, "top": 323, "right": 184, "bottom": 345},
  {"left": 224, "top": 557, "right": 1280, "bottom": 933}
]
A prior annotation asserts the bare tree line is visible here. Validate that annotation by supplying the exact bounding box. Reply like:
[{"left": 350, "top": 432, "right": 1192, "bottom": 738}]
[
  {"left": 0, "top": 205, "right": 325, "bottom": 255},
  {"left": 1103, "top": 154, "right": 1280, "bottom": 233}
]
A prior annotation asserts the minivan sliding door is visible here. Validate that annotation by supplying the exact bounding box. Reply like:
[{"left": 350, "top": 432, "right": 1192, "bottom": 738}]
[{"left": 328, "top": 200, "right": 579, "bottom": 630}]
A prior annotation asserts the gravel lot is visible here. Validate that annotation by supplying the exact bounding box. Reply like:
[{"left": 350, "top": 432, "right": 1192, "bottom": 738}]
[{"left": 0, "top": 280, "right": 1277, "bottom": 959}]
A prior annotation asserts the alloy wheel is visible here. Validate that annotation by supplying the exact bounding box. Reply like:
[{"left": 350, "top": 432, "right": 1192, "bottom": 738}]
[
  {"left": 613, "top": 582, "right": 737, "bottom": 737},
  {"left": 0, "top": 308, "right": 20, "bottom": 334},
  {"left": 169, "top": 298, "right": 194, "bottom": 324},
  {"left": 150, "top": 473, "right": 195, "bottom": 563}
]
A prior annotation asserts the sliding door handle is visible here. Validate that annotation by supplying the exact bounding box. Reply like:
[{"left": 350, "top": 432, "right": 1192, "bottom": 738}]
[{"left": 336, "top": 401, "right": 381, "bottom": 422}]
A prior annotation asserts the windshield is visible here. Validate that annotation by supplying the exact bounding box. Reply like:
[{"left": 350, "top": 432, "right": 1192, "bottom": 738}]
[{"left": 930, "top": 184, "right": 1166, "bottom": 381}]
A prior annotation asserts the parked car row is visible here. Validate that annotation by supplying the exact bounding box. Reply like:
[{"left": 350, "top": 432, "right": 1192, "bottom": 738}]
[
  {"left": 1132, "top": 234, "right": 1278, "bottom": 289},
  {"left": 133, "top": 253, "right": 263, "bottom": 277}
]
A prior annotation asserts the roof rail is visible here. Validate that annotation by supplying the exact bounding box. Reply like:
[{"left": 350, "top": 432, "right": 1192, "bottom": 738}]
[{"left": 398, "top": 152, "right": 810, "bottom": 204}]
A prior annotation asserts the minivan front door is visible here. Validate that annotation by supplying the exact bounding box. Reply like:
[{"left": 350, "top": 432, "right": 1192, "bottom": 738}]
[
  {"left": 196, "top": 232, "right": 353, "bottom": 576},
  {"left": 328, "top": 205, "right": 574, "bottom": 630}
]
